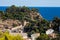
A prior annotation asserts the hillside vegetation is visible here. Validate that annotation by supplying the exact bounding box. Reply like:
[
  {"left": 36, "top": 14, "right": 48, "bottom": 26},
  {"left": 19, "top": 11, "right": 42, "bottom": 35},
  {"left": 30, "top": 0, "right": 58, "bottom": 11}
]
[{"left": 0, "top": 5, "right": 60, "bottom": 40}]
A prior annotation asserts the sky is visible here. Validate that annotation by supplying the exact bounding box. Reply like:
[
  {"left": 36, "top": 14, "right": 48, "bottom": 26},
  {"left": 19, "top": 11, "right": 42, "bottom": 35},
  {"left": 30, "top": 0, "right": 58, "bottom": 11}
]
[{"left": 0, "top": 0, "right": 60, "bottom": 7}]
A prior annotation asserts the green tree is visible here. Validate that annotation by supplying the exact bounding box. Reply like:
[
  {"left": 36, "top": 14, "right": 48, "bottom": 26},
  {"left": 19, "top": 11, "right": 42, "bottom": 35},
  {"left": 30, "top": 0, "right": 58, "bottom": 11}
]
[
  {"left": 31, "top": 8, "right": 38, "bottom": 12},
  {"left": 36, "top": 34, "right": 50, "bottom": 40}
]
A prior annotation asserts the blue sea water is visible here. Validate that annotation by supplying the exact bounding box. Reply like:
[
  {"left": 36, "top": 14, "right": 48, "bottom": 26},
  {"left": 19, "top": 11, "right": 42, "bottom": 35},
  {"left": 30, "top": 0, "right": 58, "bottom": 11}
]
[{"left": 0, "top": 6, "right": 60, "bottom": 20}]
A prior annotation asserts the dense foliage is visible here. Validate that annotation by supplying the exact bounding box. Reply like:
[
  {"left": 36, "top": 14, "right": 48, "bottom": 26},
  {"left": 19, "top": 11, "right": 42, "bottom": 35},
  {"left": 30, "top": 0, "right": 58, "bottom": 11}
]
[
  {"left": 36, "top": 34, "right": 50, "bottom": 40},
  {"left": 52, "top": 17, "right": 60, "bottom": 32},
  {"left": 0, "top": 5, "right": 39, "bottom": 20},
  {"left": 36, "top": 33, "right": 60, "bottom": 40}
]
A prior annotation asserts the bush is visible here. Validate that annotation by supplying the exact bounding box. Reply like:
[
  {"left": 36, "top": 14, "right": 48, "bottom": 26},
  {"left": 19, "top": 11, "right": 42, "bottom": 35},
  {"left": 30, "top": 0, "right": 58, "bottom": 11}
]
[{"left": 0, "top": 31, "right": 23, "bottom": 40}]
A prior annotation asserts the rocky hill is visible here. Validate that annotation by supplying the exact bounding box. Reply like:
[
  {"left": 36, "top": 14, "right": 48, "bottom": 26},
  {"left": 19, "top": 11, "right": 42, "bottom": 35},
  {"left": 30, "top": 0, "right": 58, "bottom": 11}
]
[
  {"left": 0, "top": 5, "right": 60, "bottom": 40},
  {"left": 0, "top": 5, "right": 43, "bottom": 29}
]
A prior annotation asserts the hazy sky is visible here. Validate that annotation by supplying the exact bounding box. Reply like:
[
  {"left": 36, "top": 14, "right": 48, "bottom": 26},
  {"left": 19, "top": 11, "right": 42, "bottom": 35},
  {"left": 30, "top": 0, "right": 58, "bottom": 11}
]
[{"left": 0, "top": 0, "right": 60, "bottom": 7}]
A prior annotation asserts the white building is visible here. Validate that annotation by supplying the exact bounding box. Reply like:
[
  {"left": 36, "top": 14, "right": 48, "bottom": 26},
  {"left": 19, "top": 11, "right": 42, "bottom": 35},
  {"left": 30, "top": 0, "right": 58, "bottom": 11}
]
[
  {"left": 46, "top": 29, "right": 57, "bottom": 38},
  {"left": 31, "top": 33, "right": 40, "bottom": 40},
  {"left": 46, "top": 29, "right": 54, "bottom": 35}
]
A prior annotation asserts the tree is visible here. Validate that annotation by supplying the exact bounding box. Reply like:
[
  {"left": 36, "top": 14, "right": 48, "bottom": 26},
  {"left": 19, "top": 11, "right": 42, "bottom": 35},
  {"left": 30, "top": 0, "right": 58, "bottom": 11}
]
[
  {"left": 52, "top": 17, "right": 60, "bottom": 32},
  {"left": 31, "top": 8, "right": 38, "bottom": 12},
  {"left": 36, "top": 34, "right": 50, "bottom": 40}
]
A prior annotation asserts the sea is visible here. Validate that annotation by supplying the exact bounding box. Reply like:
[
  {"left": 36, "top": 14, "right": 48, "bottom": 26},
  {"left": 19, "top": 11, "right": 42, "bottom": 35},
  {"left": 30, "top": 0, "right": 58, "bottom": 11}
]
[{"left": 0, "top": 6, "right": 60, "bottom": 20}]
